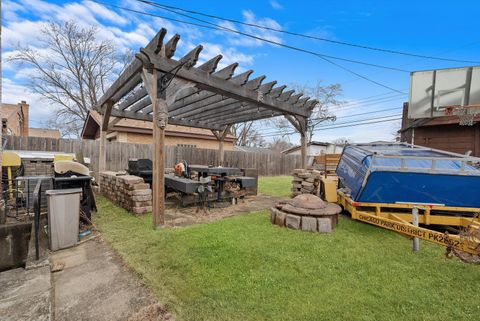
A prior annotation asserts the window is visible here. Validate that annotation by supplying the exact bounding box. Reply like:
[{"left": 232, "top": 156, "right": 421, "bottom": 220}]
[{"left": 177, "top": 144, "right": 197, "bottom": 148}]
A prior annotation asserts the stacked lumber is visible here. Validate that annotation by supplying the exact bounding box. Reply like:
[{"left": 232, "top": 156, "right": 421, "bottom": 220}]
[
  {"left": 99, "top": 171, "right": 152, "bottom": 215},
  {"left": 291, "top": 169, "right": 322, "bottom": 196}
]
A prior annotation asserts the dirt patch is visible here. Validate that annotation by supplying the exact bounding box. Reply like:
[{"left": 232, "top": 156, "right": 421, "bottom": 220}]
[
  {"left": 127, "top": 303, "right": 175, "bottom": 321},
  {"left": 164, "top": 194, "right": 287, "bottom": 227}
]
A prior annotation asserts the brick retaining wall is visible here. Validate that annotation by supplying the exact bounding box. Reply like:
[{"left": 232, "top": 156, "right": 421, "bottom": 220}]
[{"left": 99, "top": 171, "right": 152, "bottom": 214}]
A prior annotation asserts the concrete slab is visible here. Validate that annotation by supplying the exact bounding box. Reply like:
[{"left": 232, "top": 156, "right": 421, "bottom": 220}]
[
  {"left": 51, "top": 239, "right": 158, "bottom": 321},
  {"left": 0, "top": 266, "right": 52, "bottom": 321}
]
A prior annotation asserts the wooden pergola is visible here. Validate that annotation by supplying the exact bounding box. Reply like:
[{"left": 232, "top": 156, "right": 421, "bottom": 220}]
[{"left": 96, "top": 28, "right": 316, "bottom": 228}]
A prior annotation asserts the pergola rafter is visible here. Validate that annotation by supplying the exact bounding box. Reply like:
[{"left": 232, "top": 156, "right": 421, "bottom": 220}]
[{"left": 96, "top": 28, "right": 316, "bottom": 228}]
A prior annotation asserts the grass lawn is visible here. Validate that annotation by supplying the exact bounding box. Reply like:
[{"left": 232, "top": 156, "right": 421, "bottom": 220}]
[
  {"left": 95, "top": 188, "right": 480, "bottom": 320},
  {"left": 258, "top": 175, "right": 292, "bottom": 197}
]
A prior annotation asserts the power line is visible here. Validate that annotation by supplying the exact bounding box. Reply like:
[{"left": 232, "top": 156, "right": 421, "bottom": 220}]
[
  {"left": 91, "top": 0, "right": 407, "bottom": 93},
  {"left": 134, "top": 0, "right": 409, "bottom": 74},
  {"left": 331, "top": 94, "right": 405, "bottom": 114},
  {"left": 258, "top": 116, "right": 401, "bottom": 138},
  {"left": 256, "top": 113, "right": 402, "bottom": 136},
  {"left": 311, "top": 107, "right": 401, "bottom": 122},
  {"left": 142, "top": 1, "right": 480, "bottom": 64},
  {"left": 340, "top": 92, "right": 406, "bottom": 108}
]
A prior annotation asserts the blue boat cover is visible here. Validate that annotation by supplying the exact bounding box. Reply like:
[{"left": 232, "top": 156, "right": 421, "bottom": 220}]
[{"left": 336, "top": 143, "right": 480, "bottom": 207}]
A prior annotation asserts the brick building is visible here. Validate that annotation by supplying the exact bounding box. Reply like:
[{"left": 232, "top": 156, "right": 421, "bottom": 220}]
[
  {"left": 1, "top": 101, "right": 61, "bottom": 139},
  {"left": 81, "top": 110, "right": 236, "bottom": 149}
]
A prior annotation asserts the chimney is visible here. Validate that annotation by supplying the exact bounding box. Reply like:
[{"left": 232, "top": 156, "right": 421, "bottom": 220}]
[{"left": 18, "top": 100, "right": 29, "bottom": 137}]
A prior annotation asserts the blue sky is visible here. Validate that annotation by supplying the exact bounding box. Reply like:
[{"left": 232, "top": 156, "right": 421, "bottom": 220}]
[{"left": 3, "top": 0, "right": 480, "bottom": 143}]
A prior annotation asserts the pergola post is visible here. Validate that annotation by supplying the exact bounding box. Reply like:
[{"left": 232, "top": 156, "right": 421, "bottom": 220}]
[
  {"left": 141, "top": 68, "right": 166, "bottom": 228},
  {"left": 212, "top": 125, "right": 231, "bottom": 166},
  {"left": 99, "top": 101, "right": 112, "bottom": 191},
  {"left": 300, "top": 132, "right": 307, "bottom": 169},
  {"left": 286, "top": 115, "right": 309, "bottom": 169},
  {"left": 98, "top": 130, "right": 106, "bottom": 184}
]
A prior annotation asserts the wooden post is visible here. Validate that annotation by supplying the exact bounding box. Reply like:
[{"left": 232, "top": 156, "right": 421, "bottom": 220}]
[
  {"left": 99, "top": 130, "right": 106, "bottom": 173},
  {"left": 99, "top": 102, "right": 112, "bottom": 192},
  {"left": 412, "top": 206, "right": 420, "bottom": 252},
  {"left": 285, "top": 115, "right": 308, "bottom": 169},
  {"left": 219, "top": 138, "right": 225, "bottom": 166},
  {"left": 142, "top": 69, "right": 165, "bottom": 228},
  {"left": 212, "top": 125, "right": 231, "bottom": 166},
  {"left": 300, "top": 133, "right": 307, "bottom": 169}
]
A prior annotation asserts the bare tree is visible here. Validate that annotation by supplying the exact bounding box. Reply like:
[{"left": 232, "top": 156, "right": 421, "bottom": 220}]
[
  {"left": 9, "top": 21, "right": 126, "bottom": 137},
  {"left": 231, "top": 121, "right": 266, "bottom": 147},
  {"left": 332, "top": 137, "right": 353, "bottom": 145},
  {"left": 268, "top": 137, "right": 293, "bottom": 153},
  {"left": 272, "top": 81, "right": 344, "bottom": 142}
]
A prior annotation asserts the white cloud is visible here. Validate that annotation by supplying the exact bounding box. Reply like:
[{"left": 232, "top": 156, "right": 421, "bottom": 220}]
[
  {"left": 2, "top": 0, "right": 281, "bottom": 129},
  {"left": 2, "top": 20, "right": 48, "bottom": 49},
  {"left": 82, "top": 1, "right": 129, "bottom": 25},
  {"left": 270, "top": 0, "right": 283, "bottom": 10},
  {"left": 2, "top": 78, "right": 54, "bottom": 126},
  {"left": 226, "top": 10, "right": 283, "bottom": 47}
]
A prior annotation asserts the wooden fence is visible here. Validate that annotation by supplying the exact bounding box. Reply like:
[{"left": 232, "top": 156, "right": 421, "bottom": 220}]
[{"left": 4, "top": 136, "right": 301, "bottom": 176}]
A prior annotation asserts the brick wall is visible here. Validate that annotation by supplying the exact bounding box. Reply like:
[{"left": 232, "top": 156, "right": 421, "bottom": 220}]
[
  {"left": 22, "top": 159, "right": 54, "bottom": 177},
  {"left": 125, "top": 132, "right": 235, "bottom": 150},
  {"left": 99, "top": 171, "right": 152, "bottom": 214}
]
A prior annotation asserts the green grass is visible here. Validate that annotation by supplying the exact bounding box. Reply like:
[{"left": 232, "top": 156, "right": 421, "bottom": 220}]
[
  {"left": 258, "top": 175, "right": 292, "bottom": 197},
  {"left": 95, "top": 196, "right": 480, "bottom": 321}
]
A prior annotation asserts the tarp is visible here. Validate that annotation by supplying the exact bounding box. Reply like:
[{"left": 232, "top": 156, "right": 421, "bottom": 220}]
[{"left": 336, "top": 143, "right": 480, "bottom": 207}]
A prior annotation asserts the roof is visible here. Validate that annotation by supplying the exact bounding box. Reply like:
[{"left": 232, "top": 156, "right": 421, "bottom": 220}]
[
  {"left": 29, "top": 127, "right": 61, "bottom": 139},
  {"left": 82, "top": 110, "right": 235, "bottom": 141},
  {"left": 282, "top": 141, "right": 333, "bottom": 154}
]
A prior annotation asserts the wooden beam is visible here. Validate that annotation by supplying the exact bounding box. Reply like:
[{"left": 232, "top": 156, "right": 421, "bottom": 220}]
[
  {"left": 170, "top": 95, "right": 233, "bottom": 118},
  {"left": 141, "top": 69, "right": 164, "bottom": 228},
  {"left": 188, "top": 102, "right": 259, "bottom": 121},
  {"left": 164, "top": 34, "right": 180, "bottom": 58},
  {"left": 177, "top": 99, "right": 241, "bottom": 120},
  {"left": 300, "top": 133, "right": 307, "bottom": 169},
  {"left": 101, "top": 101, "right": 113, "bottom": 132},
  {"left": 286, "top": 115, "right": 308, "bottom": 169},
  {"left": 97, "top": 29, "right": 167, "bottom": 107},
  {"left": 198, "top": 55, "right": 222, "bottom": 73},
  {"left": 168, "top": 63, "right": 240, "bottom": 116},
  {"left": 202, "top": 109, "right": 283, "bottom": 126},
  {"left": 109, "top": 107, "right": 226, "bottom": 131},
  {"left": 170, "top": 75, "right": 269, "bottom": 119},
  {"left": 216, "top": 124, "right": 232, "bottom": 166},
  {"left": 143, "top": 49, "right": 311, "bottom": 117}
]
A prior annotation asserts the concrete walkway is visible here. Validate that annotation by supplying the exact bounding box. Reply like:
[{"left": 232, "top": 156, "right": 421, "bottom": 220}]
[
  {"left": 0, "top": 265, "right": 52, "bottom": 321},
  {"left": 51, "top": 238, "right": 164, "bottom": 321}
]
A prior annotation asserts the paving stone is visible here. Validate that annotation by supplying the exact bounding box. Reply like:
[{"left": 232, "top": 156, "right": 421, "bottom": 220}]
[
  {"left": 274, "top": 211, "right": 286, "bottom": 227},
  {"left": 301, "top": 216, "right": 317, "bottom": 232},
  {"left": 286, "top": 214, "right": 301, "bottom": 229},
  {"left": 317, "top": 217, "right": 333, "bottom": 233}
]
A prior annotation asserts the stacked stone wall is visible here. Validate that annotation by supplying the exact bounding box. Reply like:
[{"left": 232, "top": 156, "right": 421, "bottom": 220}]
[{"left": 99, "top": 171, "right": 152, "bottom": 214}]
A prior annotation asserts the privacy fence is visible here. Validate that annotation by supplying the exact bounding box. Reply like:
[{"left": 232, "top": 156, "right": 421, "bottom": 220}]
[{"left": 4, "top": 136, "right": 301, "bottom": 176}]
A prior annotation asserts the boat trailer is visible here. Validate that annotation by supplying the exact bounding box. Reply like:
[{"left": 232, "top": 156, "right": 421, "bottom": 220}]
[{"left": 321, "top": 143, "right": 480, "bottom": 262}]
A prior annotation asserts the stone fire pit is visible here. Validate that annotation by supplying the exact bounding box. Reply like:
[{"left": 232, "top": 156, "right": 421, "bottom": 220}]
[{"left": 270, "top": 194, "right": 342, "bottom": 233}]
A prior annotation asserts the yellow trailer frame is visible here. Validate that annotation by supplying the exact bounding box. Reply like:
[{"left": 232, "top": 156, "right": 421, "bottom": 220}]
[{"left": 320, "top": 177, "right": 480, "bottom": 255}]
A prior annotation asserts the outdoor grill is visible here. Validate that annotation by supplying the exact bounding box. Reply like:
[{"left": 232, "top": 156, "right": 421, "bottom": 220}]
[
  {"left": 53, "top": 161, "right": 95, "bottom": 220},
  {"left": 127, "top": 159, "right": 153, "bottom": 185}
]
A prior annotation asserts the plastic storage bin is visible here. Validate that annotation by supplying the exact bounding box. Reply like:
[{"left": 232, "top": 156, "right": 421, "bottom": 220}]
[{"left": 46, "top": 188, "right": 82, "bottom": 251}]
